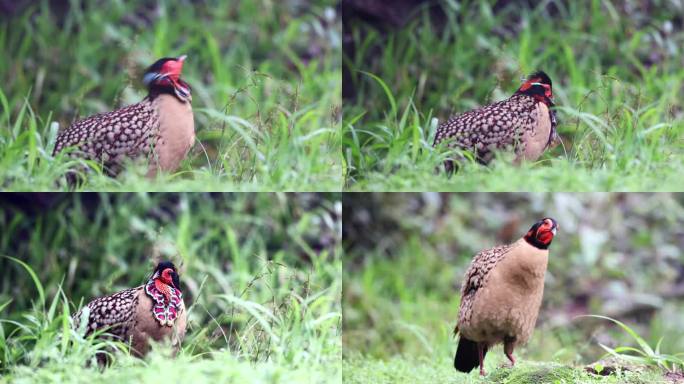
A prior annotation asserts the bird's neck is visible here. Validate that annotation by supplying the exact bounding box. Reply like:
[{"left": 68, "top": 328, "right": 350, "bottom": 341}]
[
  {"left": 145, "top": 277, "right": 182, "bottom": 305},
  {"left": 154, "top": 278, "right": 173, "bottom": 302},
  {"left": 147, "top": 81, "right": 192, "bottom": 104},
  {"left": 507, "top": 240, "right": 549, "bottom": 280},
  {"left": 512, "top": 92, "right": 554, "bottom": 108}
]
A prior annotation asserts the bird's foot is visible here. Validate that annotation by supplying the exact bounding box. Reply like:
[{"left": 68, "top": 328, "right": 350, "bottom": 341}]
[{"left": 506, "top": 352, "right": 516, "bottom": 367}]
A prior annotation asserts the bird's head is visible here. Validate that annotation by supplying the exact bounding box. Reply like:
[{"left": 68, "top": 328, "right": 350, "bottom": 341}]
[
  {"left": 515, "top": 71, "right": 554, "bottom": 106},
  {"left": 523, "top": 217, "right": 558, "bottom": 250},
  {"left": 143, "top": 55, "right": 192, "bottom": 103},
  {"left": 151, "top": 260, "right": 181, "bottom": 290}
]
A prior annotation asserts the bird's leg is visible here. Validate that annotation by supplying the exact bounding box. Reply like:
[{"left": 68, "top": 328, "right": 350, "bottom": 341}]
[
  {"left": 504, "top": 337, "right": 516, "bottom": 367},
  {"left": 477, "top": 343, "right": 486, "bottom": 376},
  {"left": 444, "top": 159, "right": 455, "bottom": 177}
]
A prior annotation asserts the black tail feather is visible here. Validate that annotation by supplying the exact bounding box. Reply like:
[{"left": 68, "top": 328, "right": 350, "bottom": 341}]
[{"left": 454, "top": 337, "right": 486, "bottom": 373}]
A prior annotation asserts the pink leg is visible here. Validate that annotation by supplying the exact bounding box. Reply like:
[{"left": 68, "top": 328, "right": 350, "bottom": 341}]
[
  {"left": 506, "top": 351, "right": 516, "bottom": 366},
  {"left": 478, "top": 343, "right": 486, "bottom": 376},
  {"left": 504, "top": 338, "right": 516, "bottom": 367}
]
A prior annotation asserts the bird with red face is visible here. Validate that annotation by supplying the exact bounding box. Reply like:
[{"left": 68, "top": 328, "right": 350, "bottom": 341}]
[
  {"left": 434, "top": 71, "right": 559, "bottom": 173},
  {"left": 54, "top": 55, "right": 195, "bottom": 181},
  {"left": 453, "top": 218, "right": 558, "bottom": 376},
  {"left": 73, "top": 261, "right": 187, "bottom": 363}
]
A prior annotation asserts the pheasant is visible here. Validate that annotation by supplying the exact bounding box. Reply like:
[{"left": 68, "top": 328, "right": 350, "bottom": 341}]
[
  {"left": 53, "top": 55, "right": 195, "bottom": 180},
  {"left": 433, "top": 71, "right": 558, "bottom": 173},
  {"left": 453, "top": 217, "right": 558, "bottom": 376},
  {"left": 73, "top": 261, "right": 187, "bottom": 363}
]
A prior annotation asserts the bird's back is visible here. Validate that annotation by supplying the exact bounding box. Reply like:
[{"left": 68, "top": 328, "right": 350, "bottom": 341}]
[
  {"left": 54, "top": 99, "right": 160, "bottom": 176},
  {"left": 435, "top": 94, "right": 549, "bottom": 164},
  {"left": 73, "top": 286, "right": 142, "bottom": 340}
]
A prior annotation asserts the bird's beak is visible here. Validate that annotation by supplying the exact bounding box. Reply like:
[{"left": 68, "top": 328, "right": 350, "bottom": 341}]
[{"left": 551, "top": 227, "right": 557, "bottom": 236}]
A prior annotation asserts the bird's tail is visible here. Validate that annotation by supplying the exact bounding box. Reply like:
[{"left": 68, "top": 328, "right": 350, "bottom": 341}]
[{"left": 454, "top": 336, "right": 485, "bottom": 373}]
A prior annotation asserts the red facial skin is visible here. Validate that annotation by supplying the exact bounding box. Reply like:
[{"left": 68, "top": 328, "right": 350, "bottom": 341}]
[
  {"left": 534, "top": 218, "right": 557, "bottom": 246},
  {"left": 154, "top": 268, "right": 175, "bottom": 302},
  {"left": 160, "top": 56, "right": 185, "bottom": 82},
  {"left": 536, "top": 227, "right": 554, "bottom": 245},
  {"left": 155, "top": 56, "right": 186, "bottom": 91},
  {"left": 523, "top": 218, "right": 558, "bottom": 249}
]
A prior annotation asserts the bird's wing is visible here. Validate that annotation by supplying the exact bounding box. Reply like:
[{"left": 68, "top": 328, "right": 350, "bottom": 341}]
[
  {"left": 54, "top": 108, "right": 120, "bottom": 156},
  {"left": 54, "top": 101, "right": 157, "bottom": 157},
  {"left": 457, "top": 243, "right": 512, "bottom": 328},
  {"left": 74, "top": 286, "right": 142, "bottom": 340},
  {"left": 434, "top": 102, "right": 500, "bottom": 146},
  {"left": 435, "top": 95, "right": 542, "bottom": 163},
  {"left": 461, "top": 244, "right": 511, "bottom": 297}
]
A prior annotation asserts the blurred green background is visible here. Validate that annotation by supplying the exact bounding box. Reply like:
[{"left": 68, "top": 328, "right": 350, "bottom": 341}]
[
  {"left": 0, "top": 0, "right": 341, "bottom": 191},
  {"left": 342, "top": 0, "right": 684, "bottom": 191},
  {"left": 342, "top": 193, "right": 684, "bottom": 382},
  {"left": 0, "top": 192, "right": 341, "bottom": 382}
]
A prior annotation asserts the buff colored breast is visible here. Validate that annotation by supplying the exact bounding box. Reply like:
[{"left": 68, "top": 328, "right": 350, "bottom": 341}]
[
  {"left": 147, "top": 94, "right": 195, "bottom": 177},
  {"left": 518, "top": 102, "right": 552, "bottom": 162},
  {"left": 460, "top": 239, "right": 548, "bottom": 347}
]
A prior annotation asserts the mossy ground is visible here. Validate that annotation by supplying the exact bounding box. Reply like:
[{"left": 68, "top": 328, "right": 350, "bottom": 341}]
[{"left": 343, "top": 355, "right": 668, "bottom": 384}]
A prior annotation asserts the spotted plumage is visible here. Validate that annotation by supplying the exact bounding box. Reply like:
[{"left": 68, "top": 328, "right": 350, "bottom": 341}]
[
  {"left": 454, "top": 218, "right": 558, "bottom": 376},
  {"left": 75, "top": 286, "right": 140, "bottom": 338},
  {"left": 54, "top": 55, "right": 195, "bottom": 180},
  {"left": 456, "top": 243, "right": 511, "bottom": 327},
  {"left": 434, "top": 71, "right": 558, "bottom": 172},
  {"left": 74, "top": 261, "right": 187, "bottom": 363}
]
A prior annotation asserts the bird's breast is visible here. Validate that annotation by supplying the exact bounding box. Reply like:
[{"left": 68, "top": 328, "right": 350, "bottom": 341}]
[
  {"left": 130, "top": 288, "right": 187, "bottom": 357},
  {"left": 462, "top": 241, "right": 548, "bottom": 343},
  {"left": 518, "top": 102, "right": 552, "bottom": 162},
  {"left": 137, "top": 287, "right": 185, "bottom": 332},
  {"left": 148, "top": 94, "right": 195, "bottom": 176}
]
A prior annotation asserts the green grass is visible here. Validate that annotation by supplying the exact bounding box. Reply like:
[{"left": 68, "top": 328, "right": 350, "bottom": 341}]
[
  {"left": 343, "top": 1, "right": 684, "bottom": 191},
  {"left": 0, "top": 0, "right": 341, "bottom": 191},
  {"left": 582, "top": 315, "right": 684, "bottom": 373},
  {"left": 0, "top": 193, "right": 342, "bottom": 383},
  {"left": 343, "top": 355, "right": 669, "bottom": 384},
  {"left": 6, "top": 351, "right": 338, "bottom": 384}
]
